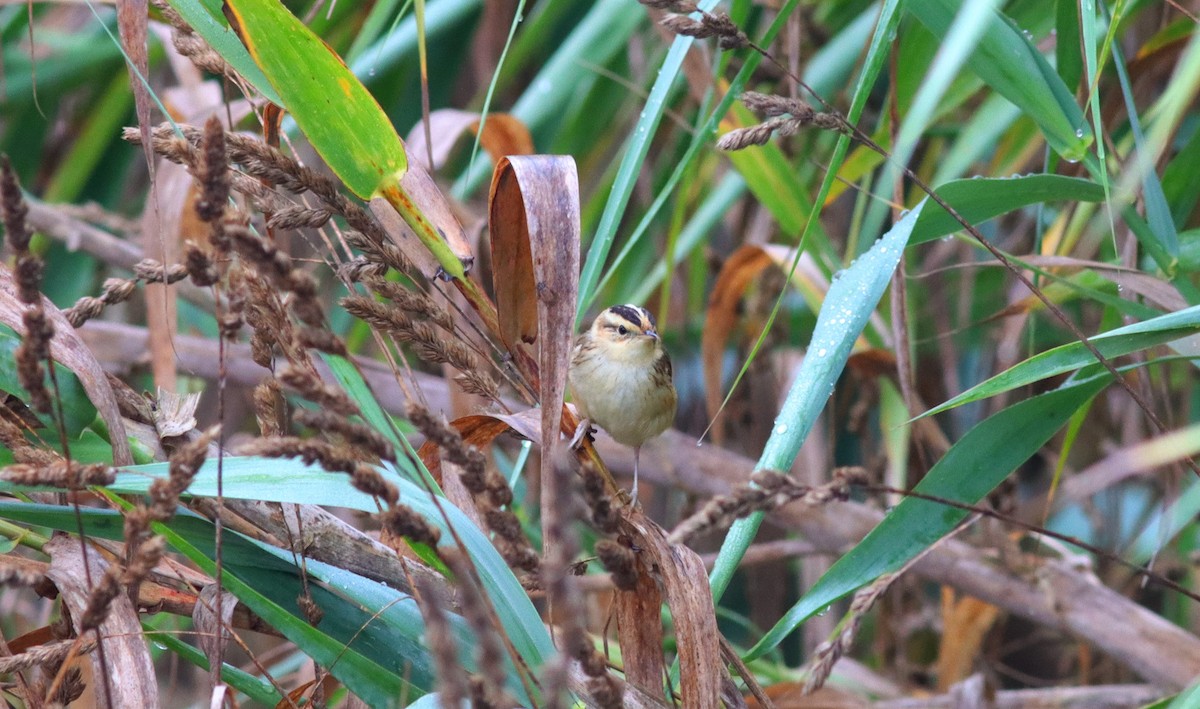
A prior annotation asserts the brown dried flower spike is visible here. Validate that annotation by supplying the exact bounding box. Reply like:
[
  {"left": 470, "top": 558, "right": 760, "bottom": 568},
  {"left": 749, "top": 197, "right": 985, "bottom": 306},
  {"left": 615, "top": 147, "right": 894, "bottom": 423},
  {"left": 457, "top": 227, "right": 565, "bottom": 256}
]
[{"left": 717, "top": 92, "right": 848, "bottom": 151}]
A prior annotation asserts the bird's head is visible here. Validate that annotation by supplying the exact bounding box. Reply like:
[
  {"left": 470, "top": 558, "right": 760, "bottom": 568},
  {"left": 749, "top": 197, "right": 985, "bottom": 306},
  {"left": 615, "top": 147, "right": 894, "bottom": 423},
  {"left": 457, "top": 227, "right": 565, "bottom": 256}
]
[{"left": 589, "top": 304, "right": 663, "bottom": 365}]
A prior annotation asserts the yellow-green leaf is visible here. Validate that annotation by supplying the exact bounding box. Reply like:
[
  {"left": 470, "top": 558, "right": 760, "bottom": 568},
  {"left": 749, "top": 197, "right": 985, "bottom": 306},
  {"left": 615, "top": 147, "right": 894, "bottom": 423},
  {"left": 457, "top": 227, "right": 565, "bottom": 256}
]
[{"left": 223, "top": 0, "right": 406, "bottom": 197}]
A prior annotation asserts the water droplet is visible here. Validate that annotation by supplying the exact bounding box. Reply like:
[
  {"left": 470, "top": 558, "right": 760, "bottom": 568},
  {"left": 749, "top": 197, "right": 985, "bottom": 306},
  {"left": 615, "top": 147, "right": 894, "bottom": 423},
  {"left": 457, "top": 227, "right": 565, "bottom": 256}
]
[
  {"left": 817, "top": 348, "right": 828, "bottom": 357},
  {"left": 817, "top": 605, "right": 832, "bottom": 617},
  {"left": 368, "top": 68, "right": 377, "bottom": 77},
  {"left": 775, "top": 423, "right": 788, "bottom": 435},
  {"left": 1075, "top": 128, "right": 1085, "bottom": 138}
]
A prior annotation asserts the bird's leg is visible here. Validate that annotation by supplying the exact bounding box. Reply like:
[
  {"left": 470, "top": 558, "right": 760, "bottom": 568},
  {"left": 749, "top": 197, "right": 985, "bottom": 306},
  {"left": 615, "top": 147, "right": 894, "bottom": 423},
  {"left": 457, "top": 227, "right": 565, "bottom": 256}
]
[
  {"left": 630, "top": 445, "right": 641, "bottom": 506},
  {"left": 569, "top": 418, "right": 592, "bottom": 450}
]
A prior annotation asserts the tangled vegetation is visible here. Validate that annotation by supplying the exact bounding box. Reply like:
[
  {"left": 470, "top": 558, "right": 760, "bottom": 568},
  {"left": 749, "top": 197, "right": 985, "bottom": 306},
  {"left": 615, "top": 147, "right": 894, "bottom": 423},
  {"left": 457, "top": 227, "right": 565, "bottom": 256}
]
[{"left": 0, "top": 0, "right": 1198, "bottom": 707}]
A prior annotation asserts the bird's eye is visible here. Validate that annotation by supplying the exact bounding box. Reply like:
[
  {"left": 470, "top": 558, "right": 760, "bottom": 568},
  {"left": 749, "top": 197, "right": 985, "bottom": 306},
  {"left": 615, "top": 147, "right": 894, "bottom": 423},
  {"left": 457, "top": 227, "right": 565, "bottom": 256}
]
[{"left": 617, "top": 325, "right": 628, "bottom": 335}]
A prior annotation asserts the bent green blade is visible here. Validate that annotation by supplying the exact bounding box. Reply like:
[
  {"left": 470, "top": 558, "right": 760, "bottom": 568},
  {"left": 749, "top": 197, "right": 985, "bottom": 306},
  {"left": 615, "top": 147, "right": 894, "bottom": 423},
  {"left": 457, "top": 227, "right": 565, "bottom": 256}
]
[{"left": 923, "top": 304, "right": 1200, "bottom": 417}]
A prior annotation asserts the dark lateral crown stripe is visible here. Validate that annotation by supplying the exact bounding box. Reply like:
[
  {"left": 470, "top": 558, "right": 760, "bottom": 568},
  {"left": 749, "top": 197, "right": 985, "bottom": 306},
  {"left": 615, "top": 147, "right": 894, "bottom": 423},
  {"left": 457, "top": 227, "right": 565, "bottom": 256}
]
[{"left": 609, "top": 304, "right": 649, "bottom": 328}]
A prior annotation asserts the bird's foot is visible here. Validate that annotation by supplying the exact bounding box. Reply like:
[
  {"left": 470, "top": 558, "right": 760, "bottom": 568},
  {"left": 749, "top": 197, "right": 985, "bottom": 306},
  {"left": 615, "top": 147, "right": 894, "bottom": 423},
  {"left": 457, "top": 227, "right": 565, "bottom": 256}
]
[
  {"left": 613, "top": 486, "right": 637, "bottom": 509},
  {"left": 569, "top": 418, "right": 594, "bottom": 450}
]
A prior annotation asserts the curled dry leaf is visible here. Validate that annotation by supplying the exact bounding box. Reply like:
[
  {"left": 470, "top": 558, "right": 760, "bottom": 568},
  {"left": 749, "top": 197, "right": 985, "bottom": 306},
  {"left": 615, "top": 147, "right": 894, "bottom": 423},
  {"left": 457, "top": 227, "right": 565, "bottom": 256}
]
[
  {"left": 194, "top": 585, "right": 239, "bottom": 690},
  {"left": 414, "top": 411, "right": 549, "bottom": 499},
  {"left": 745, "top": 684, "right": 868, "bottom": 708},
  {"left": 44, "top": 536, "right": 158, "bottom": 709},
  {"left": 935, "top": 593, "right": 1000, "bottom": 691},
  {"left": 0, "top": 267, "right": 133, "bottom": 465},
  {"left": 141, "top": 158, "right": 195, "bottom": 392},
  {"left": 406, "top": 108, "right": 535, "bottom": 172},
  {"left": 702, "top": 245, "right": 822, "bottom": 438},
  {"left": 117, "top": 0, "right": 153, "bottom": 192},
  {"left": 487, "top": 155, "right": 580, "bottom": 568},
  {"left": 415, "top": 410, "right": 545, "bottom": 539}
]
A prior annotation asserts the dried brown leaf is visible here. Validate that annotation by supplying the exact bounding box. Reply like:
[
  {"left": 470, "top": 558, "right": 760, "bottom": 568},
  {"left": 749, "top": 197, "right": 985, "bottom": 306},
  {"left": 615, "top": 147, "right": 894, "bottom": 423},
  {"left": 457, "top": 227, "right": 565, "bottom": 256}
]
[
  {"left": 619, "top": 512, "right": 724, "bottom": 707},
  {"left": 44, "top": 536, "right": 158, "bottom": 708},
  {"left": 406, "top": 109, "right": 534, "bottom": 171},
  {"left": 416, "top": 414, "right": 518, "bottom": 483},
  {"left": 118, "top": 0, "right": 154, "bottom": 191},
  {"left": 142, "top": 160, "right": 194, "bottom": 391},
  {"left": 745, "top": 684, "right": 867, "bottom": 708},
  {"left": 993, "top": 257, "right": 1188, "bottom": 317},
  {"left": 613, "top": 555, "right": 666, "bottom": 698},
  {"left": 194, "top": 585, "right": 238, "bottom": 690},
  {"left": 488, "top": 155, "right": 580, "bottom": 568},
  {"left": 703, "top": 245, "right": 806, "bottom": 439},
  {"left": 488, "top": 164, "right": 538, "bottom": 348},
  {"left": 935, "top": 592, "right": 1000, "bottom": 691}
]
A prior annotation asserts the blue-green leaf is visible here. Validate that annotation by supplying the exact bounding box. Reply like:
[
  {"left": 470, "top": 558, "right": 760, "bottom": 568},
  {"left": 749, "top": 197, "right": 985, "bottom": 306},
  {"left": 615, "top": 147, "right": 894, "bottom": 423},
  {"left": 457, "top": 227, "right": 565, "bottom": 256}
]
[{"left": 744, "top": 375, "right": 1110, "bottom": 660}]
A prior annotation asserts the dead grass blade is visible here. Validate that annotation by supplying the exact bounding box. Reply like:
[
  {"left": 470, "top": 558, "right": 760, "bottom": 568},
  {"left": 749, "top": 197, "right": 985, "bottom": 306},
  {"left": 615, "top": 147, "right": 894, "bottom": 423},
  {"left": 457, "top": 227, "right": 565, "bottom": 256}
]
[
  {"left": 416, "top": 413, "right": 535, "bottom": 479},
  {"left": 935, "top": 592, "right": 999, "bottom": 691},
  {"left": 613, "top": 557, "right": 666, "bottom": 698},
  {"left": 117, "top": 0, "right": 154, "bottom": 185},
  {"left": 618, "top": 512, "right": 724, "bottom": 707},
  {"left": 0, "top": 269, "right": 133, "bottom": 465},
  {"left": 194, "top": 585, "right": 238, "bottom": 690},
  {"left": 369, "top": 142, "right": 477, "bottom": 283},
  {"left": 141, "top": 160, "right": 194, "bottom": 391},
  {"left": 44, "top": 536, "right": 158, "bottom": 708},
  {"left": 990, "top": 263, "right": 1188, "bottom": 317},
  {"left": 488, "top": 161, "right": 538, "bottom": 349}
]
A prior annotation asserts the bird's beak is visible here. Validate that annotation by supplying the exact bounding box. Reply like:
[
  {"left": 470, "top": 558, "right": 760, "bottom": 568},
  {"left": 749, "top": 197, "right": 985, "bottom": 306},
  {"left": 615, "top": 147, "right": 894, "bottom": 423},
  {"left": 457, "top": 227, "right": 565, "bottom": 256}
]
[{"left": 644, "top": 329, "right": 659, "bottom": 340}]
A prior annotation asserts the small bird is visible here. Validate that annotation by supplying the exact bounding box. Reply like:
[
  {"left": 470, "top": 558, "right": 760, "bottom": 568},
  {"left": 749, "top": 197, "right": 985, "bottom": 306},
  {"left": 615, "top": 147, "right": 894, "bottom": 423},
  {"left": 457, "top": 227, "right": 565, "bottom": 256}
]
[{"left": 569, "top": 304, "right": 677, "bottom": 504}]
